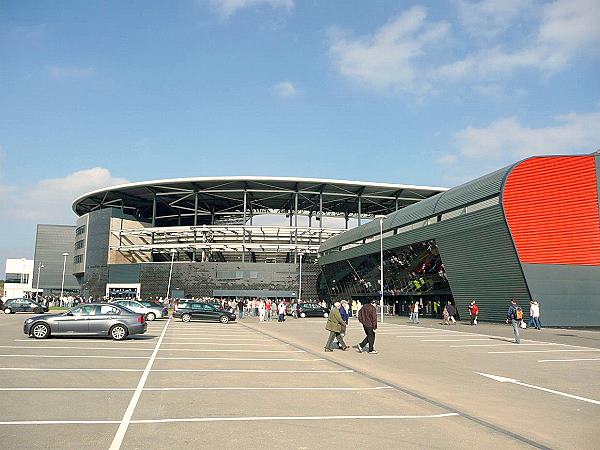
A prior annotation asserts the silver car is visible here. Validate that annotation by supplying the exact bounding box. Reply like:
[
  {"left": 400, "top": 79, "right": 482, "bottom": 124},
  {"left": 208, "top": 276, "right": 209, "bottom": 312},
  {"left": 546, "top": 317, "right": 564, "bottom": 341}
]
[{"left": 23, "top": 303, "right": 147, "bottom": 340}]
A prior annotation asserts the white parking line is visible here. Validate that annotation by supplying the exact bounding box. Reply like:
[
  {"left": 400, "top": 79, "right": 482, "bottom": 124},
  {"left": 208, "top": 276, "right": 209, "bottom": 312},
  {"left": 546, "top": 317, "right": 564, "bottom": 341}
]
[
  {"left": 109, "top": 318, "right": 171, "bottom": 450},
  {"left": 421, "top": 338, "right": 492, "bottom": 342},
  {"left": 0, "top": 386, "right": 391, "bottom": 392},
  {"left": 0, "top": 368, "right": 142, "bottom": 372},
  {"left": 158, "top": 349, "right": 305, "bottom": 353},
  {"left": 0, "top": 354, "right": 149, "bottom": 359},
  {"left": 395, "top": 335, "right": 464, "bottom": 338},
  {"left": 159, "top": 342, "right": 281, "bottom": 346},
  {"left": 451, "top": 343, "right": 561, "bottom": 348},
  {"left": 538, "top": 358, "right": 600, "bottom": 363},
  {"left": 489, "top": 349, "right": 600, "bottom": 354},
  {"left": 156, "top": 357, "right": 324, "bottom": 361},
  {"left": 150, "top": 369, "right": 353, "bottom": 373},
  {"left": 0, "top": 413, "right": 458, "bottom": 426},
  {"left": 161, "top": 337, "right": 273, "bottom": 341},
  {"left": 0, "top": 345, "right": 153, "bottom": 351}
]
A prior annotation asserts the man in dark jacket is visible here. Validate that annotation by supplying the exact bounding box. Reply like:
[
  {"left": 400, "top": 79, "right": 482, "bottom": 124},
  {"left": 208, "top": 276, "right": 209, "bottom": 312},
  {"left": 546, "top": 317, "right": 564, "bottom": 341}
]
[{"left": 355, "top": 299, "right": 378, "bottom": 354}]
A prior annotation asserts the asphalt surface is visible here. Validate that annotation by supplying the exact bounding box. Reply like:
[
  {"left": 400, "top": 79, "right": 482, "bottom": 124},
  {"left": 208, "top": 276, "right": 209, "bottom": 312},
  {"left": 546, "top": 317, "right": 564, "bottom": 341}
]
[{"left": 0, "top": 312, "right": 599, "bottom": 449}]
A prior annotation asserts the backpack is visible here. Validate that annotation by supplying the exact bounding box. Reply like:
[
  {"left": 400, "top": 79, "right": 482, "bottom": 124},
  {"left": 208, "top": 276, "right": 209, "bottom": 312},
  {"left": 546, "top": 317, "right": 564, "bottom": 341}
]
[{"left": 516, "top": 307, "right": 523, "bottom": 320}]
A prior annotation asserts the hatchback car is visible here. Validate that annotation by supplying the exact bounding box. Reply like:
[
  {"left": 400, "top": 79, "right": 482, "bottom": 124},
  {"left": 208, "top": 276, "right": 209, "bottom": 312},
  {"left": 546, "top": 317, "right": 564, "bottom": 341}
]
[
  {"left": 297, "top": 303, "right": 329, "bottom": 318},
  {"left": 3, "top": 298, "right": 49, "bottom": 314},
  {"left": 112, "top": 299, "right": 160, "bottom": 321},
  {"left": 173, "top": 301, "right": 236, "bottom": 324},
  {"left": 23, "top": 303, "right": 147, "bottom": 340}
]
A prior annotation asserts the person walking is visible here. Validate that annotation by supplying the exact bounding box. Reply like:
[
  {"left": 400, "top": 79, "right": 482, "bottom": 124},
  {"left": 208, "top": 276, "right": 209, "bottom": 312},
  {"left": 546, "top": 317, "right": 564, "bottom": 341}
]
[
  {"left": 531, "top": 301, "right": 542, "bottom": 330},
  {"left": 237, "top": 299, "right": 245, "bottom": 319},
  {"left": 355, "top": 298, "right": 378, "bottom": 354},
  {"left": 468, "top": 301, "right": 479, "bottom": 325},
  {"left": 412, "top": 301, "right": 419, "bottom": 324},
  {"left": 351, "top": 300, "right": 358, "bottom": 318},
  {"left": 277, "top": 301, "right": 286, "bottom": 322},
  {"left": 258, "top": 299, "right": 266, "bottom": 323},
  {"left": 442, "top": 305, "right": 450, "bottom": 325},
  {"left": 324, "top": 302, "right": 348, "bottom": 352},
  {"left": 334, "top": 300, "right": 350, "bottom": 348},
  {"left": 506, "top": 298, "right": 521, "bottom": 344},
  {"left": 446, "top": 301, "right": 456, "bottom": 324}
]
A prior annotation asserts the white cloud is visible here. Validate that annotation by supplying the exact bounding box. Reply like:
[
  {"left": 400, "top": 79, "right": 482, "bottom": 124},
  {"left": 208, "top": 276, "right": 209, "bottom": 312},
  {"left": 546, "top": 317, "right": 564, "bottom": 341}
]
[
  {"left": 209, "top": 0, "right": 294, "bottom": 19},
  {"left": 453, "top": 112, "right": 600, "bottom": 160},
  {"left": 436, "top": 154, "right": 458, "bottom": 165},
  {"left": 273, "top": 81, "right": 297, "bottom": 97},
  {"left": 329, "top": 6, "right": 450, "bottom": 94},
  {"left": 538, "top": 0, "right": 600, "bottom": 51},
  {"left": 47, "top": 65, "right": 95, "bottom": 80},
  {"left": 456, "top": 0, "right": 536, "bottom": 37},
  {"left": 4, "top": 167, "right": 128, "bottom": 223}
]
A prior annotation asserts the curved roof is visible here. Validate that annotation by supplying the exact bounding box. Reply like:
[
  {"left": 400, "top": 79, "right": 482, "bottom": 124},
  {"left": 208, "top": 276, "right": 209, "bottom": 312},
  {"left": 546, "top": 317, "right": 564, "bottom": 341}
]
[
  {"left": 319, "top": 164, "right": 514, "bottom": 252},
  {"left": 73, "top": 176, "right": 448, "bottom": 221}
]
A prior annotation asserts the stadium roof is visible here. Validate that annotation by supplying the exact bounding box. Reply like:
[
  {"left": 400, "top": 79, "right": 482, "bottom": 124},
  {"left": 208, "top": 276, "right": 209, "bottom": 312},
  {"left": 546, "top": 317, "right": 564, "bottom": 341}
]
[{"left": 73, "top": 176, "right": 448, "bottom": 223}]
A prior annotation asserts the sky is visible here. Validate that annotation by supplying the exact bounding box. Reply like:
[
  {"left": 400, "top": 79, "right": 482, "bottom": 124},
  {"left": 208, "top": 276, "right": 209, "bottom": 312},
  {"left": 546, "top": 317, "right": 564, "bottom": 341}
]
[{"left": 1, "top": 0, "right": 599, "bottom": 274}]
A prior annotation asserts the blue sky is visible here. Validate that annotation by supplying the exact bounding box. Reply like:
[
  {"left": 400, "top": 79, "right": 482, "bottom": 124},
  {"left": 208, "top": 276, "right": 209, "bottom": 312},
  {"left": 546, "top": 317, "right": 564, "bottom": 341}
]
[{"left": 1, "top": 0, "right": 599, "bottom": 273}]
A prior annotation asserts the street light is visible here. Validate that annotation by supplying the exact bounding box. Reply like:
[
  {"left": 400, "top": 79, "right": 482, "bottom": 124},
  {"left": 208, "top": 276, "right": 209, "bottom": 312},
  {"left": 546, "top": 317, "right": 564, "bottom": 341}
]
[
  {"left": 60, "top": 252, "right": 69, "bottom": 300},
  {"left": 375, "top": 215, "right": 386, "bottom": 323},
  {"left": 166, "top": 249, "right": 177, "bottom": 299},
  {"left": 298, "top": 251, "right": 304, "bottom": 304},
  {"left": 35, "top": 262, "right": 44, "bottom": 300}
]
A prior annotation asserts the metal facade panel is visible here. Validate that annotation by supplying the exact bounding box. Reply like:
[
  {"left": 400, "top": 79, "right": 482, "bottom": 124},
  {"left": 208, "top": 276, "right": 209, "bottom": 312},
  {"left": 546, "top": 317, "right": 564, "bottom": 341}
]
[
  {"left": 32, "top": 224, "right": 79, "bottom": 292},
  {"left": 522, "top": 263, "right": 600, "bottom": 326},
  {"left": 435, "top": 165, "right": 510, "bottom": 212},
  {"left": 108, "top": 264, "right": 141, "bottom": 284},
  {"left": 503, "top": 156, "right": 600, "bottom": 265}
]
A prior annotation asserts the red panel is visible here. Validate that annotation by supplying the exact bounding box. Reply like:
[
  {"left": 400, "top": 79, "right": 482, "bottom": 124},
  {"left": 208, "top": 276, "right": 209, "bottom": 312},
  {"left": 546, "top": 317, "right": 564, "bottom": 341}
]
[{"left": 503, "top": 156, "right": 600, "bottom": 266}]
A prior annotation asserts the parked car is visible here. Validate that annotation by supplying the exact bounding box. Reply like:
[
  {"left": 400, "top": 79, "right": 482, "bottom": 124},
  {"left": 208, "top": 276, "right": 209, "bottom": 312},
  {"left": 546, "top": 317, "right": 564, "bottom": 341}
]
[
  {"left": 23, "top": 303, "right": 147, "bottom": 340},
  {"left": 111, "top": 299, "right": 160, "bottom": 321},
  {"left": 173, "top": 301, "right": 236, "bottom": 324},
  {"left": 138, "top": 300, "right": 169, "bottom": 319},
  {"left": 297, "top": 302, "right": 329, "bottom": 318},
  {"left": 3, "top": 298, "right": 49, "bottom": 314}
]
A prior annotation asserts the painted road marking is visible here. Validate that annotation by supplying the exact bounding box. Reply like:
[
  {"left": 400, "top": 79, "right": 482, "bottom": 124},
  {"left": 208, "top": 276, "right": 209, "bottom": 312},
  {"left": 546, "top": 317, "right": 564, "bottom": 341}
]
[
  {"left": 538, "top": 358, "right": 600, "bottom": 363},
  {"left": 155, "top": 357, "right": 324, "bottom": 361},
  {"left": 476, "top": 372, "right": 600, "bottom": 405},
  {"left": 150, "top": 369, "right": 353, "bottom": 373},
  {"left": 0, "top": 413, "right": 459, "bottom": 426},
  {"left": 0, "top": 345, "right": 153, "bottom": 351},
  {"left": 0, "top": 354, "right": 149, "bottom": 359},
  {"left": 451, "top": 343, "right": 561, "bottom": 348},
  {"left": 489, "top": 349, "right": 600, "bottom": 354},
  {"left": 109, "top": 318, "right": 171, "bottom": 450},
  {"left": 0, "top": 386, "right": 392, "bottom": 392},
  {"left": 159, "top": 342, "right": 281, "bottom": 346},
  {"left": 158, "top": 349, "right": 305, "bottom": 353},
  {"left": 0, "top": 368, "right": 143, "bottom": 372}
]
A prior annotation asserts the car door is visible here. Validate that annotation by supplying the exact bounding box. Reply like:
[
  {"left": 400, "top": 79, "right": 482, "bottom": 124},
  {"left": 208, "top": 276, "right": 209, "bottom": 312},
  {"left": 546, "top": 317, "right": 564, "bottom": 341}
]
[
  {"left": 88, "top": 305, "right": 120, "bottom": 334},
  {"left": 54, "top": 305, "right": 94, "bottom": 334},
  {"left": 190, "top": 303, "right": 204, "bottom": 320},
  {"left": 203, "top": 304, "right": 221, "bottom": 322}
]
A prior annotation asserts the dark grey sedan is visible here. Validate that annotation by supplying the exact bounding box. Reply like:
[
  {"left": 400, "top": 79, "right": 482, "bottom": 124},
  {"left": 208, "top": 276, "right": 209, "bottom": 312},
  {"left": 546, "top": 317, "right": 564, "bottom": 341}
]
[{"left": 23, "top": 303, "right": 147, "bottom": 340}]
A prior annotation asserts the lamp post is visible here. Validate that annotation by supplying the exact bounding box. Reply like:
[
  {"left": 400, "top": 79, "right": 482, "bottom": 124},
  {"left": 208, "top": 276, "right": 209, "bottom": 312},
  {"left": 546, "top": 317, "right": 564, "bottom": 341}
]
[
  {"left": 166, "top": 249, "right": 177, "bottom": 299},
  {"left": 375, "top": 215, "right": 386, "bottom": 323},
  {"left": 60, "top": 252, "right": 69, "bottom": 300},
  {"left": 298, "top": 251, "right": 304, "bottom": 304},
  {"left": 35, "top": 262, "right": 44, "bottom": 300}
]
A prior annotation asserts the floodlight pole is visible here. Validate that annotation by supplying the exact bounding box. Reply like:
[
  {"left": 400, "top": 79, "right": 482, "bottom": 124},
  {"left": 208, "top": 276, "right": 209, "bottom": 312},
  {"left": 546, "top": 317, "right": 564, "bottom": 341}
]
[
  {"left": 298, "top": 252, "right": 304, "bottom": 304},
  {"left": 60, "top": 252, "right": 69, "bottom": 300},
  {"left": 377, "top": 215, "right": 385, "bottom": 323},
  {"left": 166, "top": 249, "right": 176, "bottom": 299}
]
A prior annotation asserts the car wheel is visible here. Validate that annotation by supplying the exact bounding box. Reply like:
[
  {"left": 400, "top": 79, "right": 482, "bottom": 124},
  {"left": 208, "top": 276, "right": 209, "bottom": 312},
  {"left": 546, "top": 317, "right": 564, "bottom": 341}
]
[
  {"left": 323, "top": 312, "right": 329, "bottom": 318},
  {"left": 146, "top": 312, "right": 156, "bottom": 321},
  {"left": 3, "top": 308, "right": 11, "bottom": 314},
  {"left": 300, "top": 312, "right": 306, "bottom": 318},
  {"left": 219, "top": 315, "right": 229, "bottom": 324},
  {"left": 181, "top": 313, "right": 191, "bottom": 323},
  {"left": 110, "top": 325, "right": 128, "bottom": 341},
  {"left": 31, "top": 322, "right": 50, "bottom": 339}
]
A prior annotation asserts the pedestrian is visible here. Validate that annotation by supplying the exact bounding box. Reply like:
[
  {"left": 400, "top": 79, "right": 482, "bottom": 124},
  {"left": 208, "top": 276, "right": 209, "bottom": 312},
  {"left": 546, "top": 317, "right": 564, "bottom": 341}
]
[
  {"left": 355, "top": 298, "right": 378, "bottom": 354},
  {"left": 324, "top": 302, "right": 348, "bottom": 352},
  {"left": 277, "top": 301, "right": 286, "bottom": 322},
  {"left": 412, "top": 301, "right": 419, "bottom": 324},
  {"left": 237, "top": 298, "right": 245, "bottom": 319},
  {"left": 442, "top": 305, "right": 450, "bottom": 325},
  {"left": 530, "top": 301, "right": 542, "bottom": 330},
  {"left": 351, "top": 300, "right": 358, "bottom": 318},
  {"left": 446, "top": 301, "right": 456, "bottom": 324},
  {"left": 258, "top": 299, "right": 266, "bottom": 323},
  {"left": 334, "top": 300, "right": 350, "bottom": 348},
  {"left": 468, "top": 301, "right": 479, "bottom": 325},
  {"left": 506, "top": 298, "right": 521, "bottom": 344}
]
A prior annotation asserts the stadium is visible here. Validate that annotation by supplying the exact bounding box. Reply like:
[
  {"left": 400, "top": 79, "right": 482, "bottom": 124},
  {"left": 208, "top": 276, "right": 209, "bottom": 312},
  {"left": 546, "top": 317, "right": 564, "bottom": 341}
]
[{"left": 71, "top": 177, "right": 446, "bottom": 301}]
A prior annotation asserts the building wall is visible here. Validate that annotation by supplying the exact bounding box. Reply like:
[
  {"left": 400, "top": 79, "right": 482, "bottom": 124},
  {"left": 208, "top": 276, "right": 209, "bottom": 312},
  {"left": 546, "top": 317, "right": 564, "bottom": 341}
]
[
  {"left": 32, "top": 225, "right": 79, "bottom": 295},
  {"left": 3, "top": 258, "right": 34, "bottom": 299}
]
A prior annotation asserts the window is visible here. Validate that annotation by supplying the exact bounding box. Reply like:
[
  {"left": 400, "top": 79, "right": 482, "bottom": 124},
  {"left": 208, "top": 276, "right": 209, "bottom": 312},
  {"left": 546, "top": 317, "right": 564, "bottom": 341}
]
[
  {"left": 74, "top": 255, "right": 83, "bottom": 264},
  {"left": 75, "top": 239, "right": 85, "bottom": 250},
  {"left": 76, "top": 225, "right": 86, "bottom": 236},
  {"left": 99, "top": 305, "right": 120, "bottom": 315},
  {"left": 5, "top": 273, "right": 28, "bottom": 284}
]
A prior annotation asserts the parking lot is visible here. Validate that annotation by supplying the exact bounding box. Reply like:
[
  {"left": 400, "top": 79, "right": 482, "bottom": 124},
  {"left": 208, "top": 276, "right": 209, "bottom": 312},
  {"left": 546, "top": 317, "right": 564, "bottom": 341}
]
[{"left": 0, "top": 313, "right": 599, "bottom": 449}]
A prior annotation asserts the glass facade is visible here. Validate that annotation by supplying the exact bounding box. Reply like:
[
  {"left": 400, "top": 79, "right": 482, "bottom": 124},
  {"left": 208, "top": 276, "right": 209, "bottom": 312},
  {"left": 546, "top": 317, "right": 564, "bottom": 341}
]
[{"left": 321, "top": 239, "right": 452, "bottom": 314}]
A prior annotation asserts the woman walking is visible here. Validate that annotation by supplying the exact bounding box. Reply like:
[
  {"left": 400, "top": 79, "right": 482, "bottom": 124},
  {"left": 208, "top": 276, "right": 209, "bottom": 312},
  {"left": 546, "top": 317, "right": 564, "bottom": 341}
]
[{"left": 324, "top": 302, "right": 348, "bottom": 352}]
